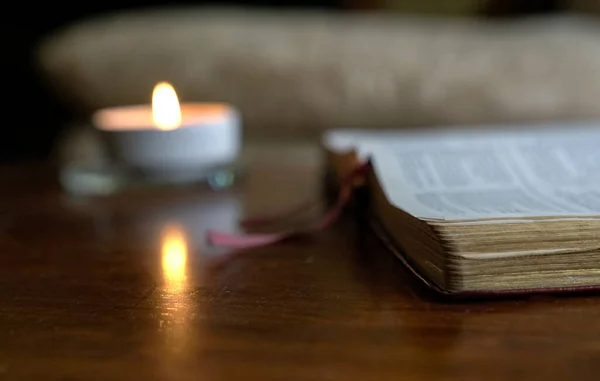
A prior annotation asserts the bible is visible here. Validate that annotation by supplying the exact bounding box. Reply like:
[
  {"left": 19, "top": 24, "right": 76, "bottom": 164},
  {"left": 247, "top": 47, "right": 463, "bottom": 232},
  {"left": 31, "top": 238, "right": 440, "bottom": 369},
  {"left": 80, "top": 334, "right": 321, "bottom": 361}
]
[{"left": 322, "top": 123, "right": 600, "bottom": 295}]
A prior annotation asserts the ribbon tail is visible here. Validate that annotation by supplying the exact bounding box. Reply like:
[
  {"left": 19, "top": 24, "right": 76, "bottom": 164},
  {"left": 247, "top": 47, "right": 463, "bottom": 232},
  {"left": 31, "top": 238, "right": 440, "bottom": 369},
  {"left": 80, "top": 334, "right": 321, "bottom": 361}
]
[{"left": 206, "top": 162, "right": 370, "bottom": 249}]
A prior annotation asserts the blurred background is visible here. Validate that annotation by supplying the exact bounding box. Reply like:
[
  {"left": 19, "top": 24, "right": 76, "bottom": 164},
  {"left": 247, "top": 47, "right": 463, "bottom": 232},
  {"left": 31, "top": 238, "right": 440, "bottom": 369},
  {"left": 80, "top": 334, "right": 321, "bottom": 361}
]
[{"left": 0, "top": 0, "right": 585, "bottom": 162}]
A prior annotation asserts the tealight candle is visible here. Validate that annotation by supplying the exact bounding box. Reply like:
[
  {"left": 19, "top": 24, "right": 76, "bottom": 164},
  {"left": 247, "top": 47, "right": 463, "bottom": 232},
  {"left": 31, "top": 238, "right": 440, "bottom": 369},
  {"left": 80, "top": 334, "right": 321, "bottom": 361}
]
[{"left": 92, "top": 82, "right": 241, "bottom": 182}]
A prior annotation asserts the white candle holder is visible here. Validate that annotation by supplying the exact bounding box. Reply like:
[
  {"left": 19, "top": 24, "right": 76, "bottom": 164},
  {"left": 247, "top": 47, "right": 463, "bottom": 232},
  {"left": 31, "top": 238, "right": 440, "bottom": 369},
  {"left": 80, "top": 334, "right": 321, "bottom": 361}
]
[{"left": 59, "top": 102, "right": 242, "bottom": 196}]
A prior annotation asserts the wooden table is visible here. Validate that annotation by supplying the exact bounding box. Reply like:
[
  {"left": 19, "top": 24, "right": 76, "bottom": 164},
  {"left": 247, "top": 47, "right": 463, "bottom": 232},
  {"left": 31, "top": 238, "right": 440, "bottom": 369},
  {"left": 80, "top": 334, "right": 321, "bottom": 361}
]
[{"left": 2, "top": 142, "right": 600, "bottom": 381}]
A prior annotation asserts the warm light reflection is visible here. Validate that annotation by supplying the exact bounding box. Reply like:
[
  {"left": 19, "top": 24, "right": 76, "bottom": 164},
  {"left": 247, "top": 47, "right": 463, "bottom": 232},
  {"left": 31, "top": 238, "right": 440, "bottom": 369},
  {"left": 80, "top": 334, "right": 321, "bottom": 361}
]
[
  {"left": 157, "top": 222, "right": 196, "bottom": 370},
  {"left": 152, "top": 82, "right": 182, "bottom": 130},
  {"left": 161, "top": 223, "right": 188, "bottom": 290}
]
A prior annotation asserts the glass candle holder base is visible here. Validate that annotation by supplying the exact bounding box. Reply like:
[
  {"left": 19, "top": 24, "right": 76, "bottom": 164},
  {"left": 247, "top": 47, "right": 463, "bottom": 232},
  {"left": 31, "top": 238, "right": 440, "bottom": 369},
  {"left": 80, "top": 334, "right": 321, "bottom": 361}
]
[{"left": 60, "top": 161, "right": 239, "bottom": 196}]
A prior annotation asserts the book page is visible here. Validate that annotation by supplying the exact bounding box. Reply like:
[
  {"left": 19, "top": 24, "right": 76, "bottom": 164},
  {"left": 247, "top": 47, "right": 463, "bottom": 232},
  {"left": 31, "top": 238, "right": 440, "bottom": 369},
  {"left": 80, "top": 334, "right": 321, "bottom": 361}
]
[
  {"left": 370, "top": 124, "right": 600, "bottom": 220},
  {"left": 323, "top": 129, "right": 415, "bottom": 161}
]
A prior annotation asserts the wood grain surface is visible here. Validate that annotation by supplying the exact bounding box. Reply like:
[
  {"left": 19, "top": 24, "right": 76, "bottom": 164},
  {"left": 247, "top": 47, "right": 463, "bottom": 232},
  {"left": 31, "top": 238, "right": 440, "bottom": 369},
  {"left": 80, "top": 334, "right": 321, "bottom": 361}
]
[{"left": 1, "top": 147, "right": 600, "bottom": 381}]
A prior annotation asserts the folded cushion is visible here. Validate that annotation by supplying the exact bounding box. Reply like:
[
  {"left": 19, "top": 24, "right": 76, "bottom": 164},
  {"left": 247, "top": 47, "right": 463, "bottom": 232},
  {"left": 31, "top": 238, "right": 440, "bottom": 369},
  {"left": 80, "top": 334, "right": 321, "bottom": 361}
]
[{"left": 37, "top": 8, "right": 600, "bottom": 137}]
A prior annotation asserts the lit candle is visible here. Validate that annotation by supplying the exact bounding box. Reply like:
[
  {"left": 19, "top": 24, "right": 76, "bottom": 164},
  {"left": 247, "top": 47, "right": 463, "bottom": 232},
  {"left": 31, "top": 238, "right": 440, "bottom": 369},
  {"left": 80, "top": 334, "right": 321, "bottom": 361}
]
[{"left": 92, "top": 82, "right": 241, "bottom": 181}]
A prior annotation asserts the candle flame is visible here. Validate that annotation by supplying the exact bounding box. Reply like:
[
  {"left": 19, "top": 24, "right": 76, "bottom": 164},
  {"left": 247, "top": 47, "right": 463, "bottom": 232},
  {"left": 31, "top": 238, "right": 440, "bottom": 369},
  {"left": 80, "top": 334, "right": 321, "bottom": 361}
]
[{"left": 152, "top": 82, "right": 182, "bottom": 130}]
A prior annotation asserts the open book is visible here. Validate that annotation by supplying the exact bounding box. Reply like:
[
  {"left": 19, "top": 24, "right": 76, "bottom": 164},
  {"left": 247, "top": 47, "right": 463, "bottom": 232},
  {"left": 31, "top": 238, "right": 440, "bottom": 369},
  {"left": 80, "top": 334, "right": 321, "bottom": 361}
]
[{"left": 322, "top": 123, "right": 600, "bottom": 296}]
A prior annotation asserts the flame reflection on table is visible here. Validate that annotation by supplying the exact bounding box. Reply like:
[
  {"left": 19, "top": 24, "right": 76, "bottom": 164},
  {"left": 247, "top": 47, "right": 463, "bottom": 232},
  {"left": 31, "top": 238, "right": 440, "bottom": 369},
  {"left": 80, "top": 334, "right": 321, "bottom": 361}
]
[
  {"left": 161, "top": 223, "right": 188, "bottom": 291},
  {"left": 158, "top": 222, "right": 197, "bottom": 368}
]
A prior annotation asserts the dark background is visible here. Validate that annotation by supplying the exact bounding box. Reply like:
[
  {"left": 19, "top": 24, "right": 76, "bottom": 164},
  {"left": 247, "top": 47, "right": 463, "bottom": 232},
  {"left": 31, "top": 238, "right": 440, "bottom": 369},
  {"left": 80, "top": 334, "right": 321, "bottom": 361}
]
[
  {"left": 2, "top": 0, "right": 563, "bottom": 162},
  {"left": 2, "top": 1, "right": 351, "bottom": 163}
]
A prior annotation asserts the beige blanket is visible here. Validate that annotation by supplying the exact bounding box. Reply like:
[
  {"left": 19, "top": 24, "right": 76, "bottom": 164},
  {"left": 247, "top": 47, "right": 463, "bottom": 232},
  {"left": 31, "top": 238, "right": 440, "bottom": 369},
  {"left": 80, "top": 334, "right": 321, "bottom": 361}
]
[{"left": 38, "top": 8, "right": 600, "bottom": 139}]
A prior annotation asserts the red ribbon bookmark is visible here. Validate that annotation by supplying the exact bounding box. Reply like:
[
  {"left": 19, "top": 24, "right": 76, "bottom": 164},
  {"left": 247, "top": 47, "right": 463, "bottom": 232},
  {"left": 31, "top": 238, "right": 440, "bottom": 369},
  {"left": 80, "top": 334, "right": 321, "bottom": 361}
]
[{"left": 206, "top": 163, "right": 370, "bottom": 249}]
